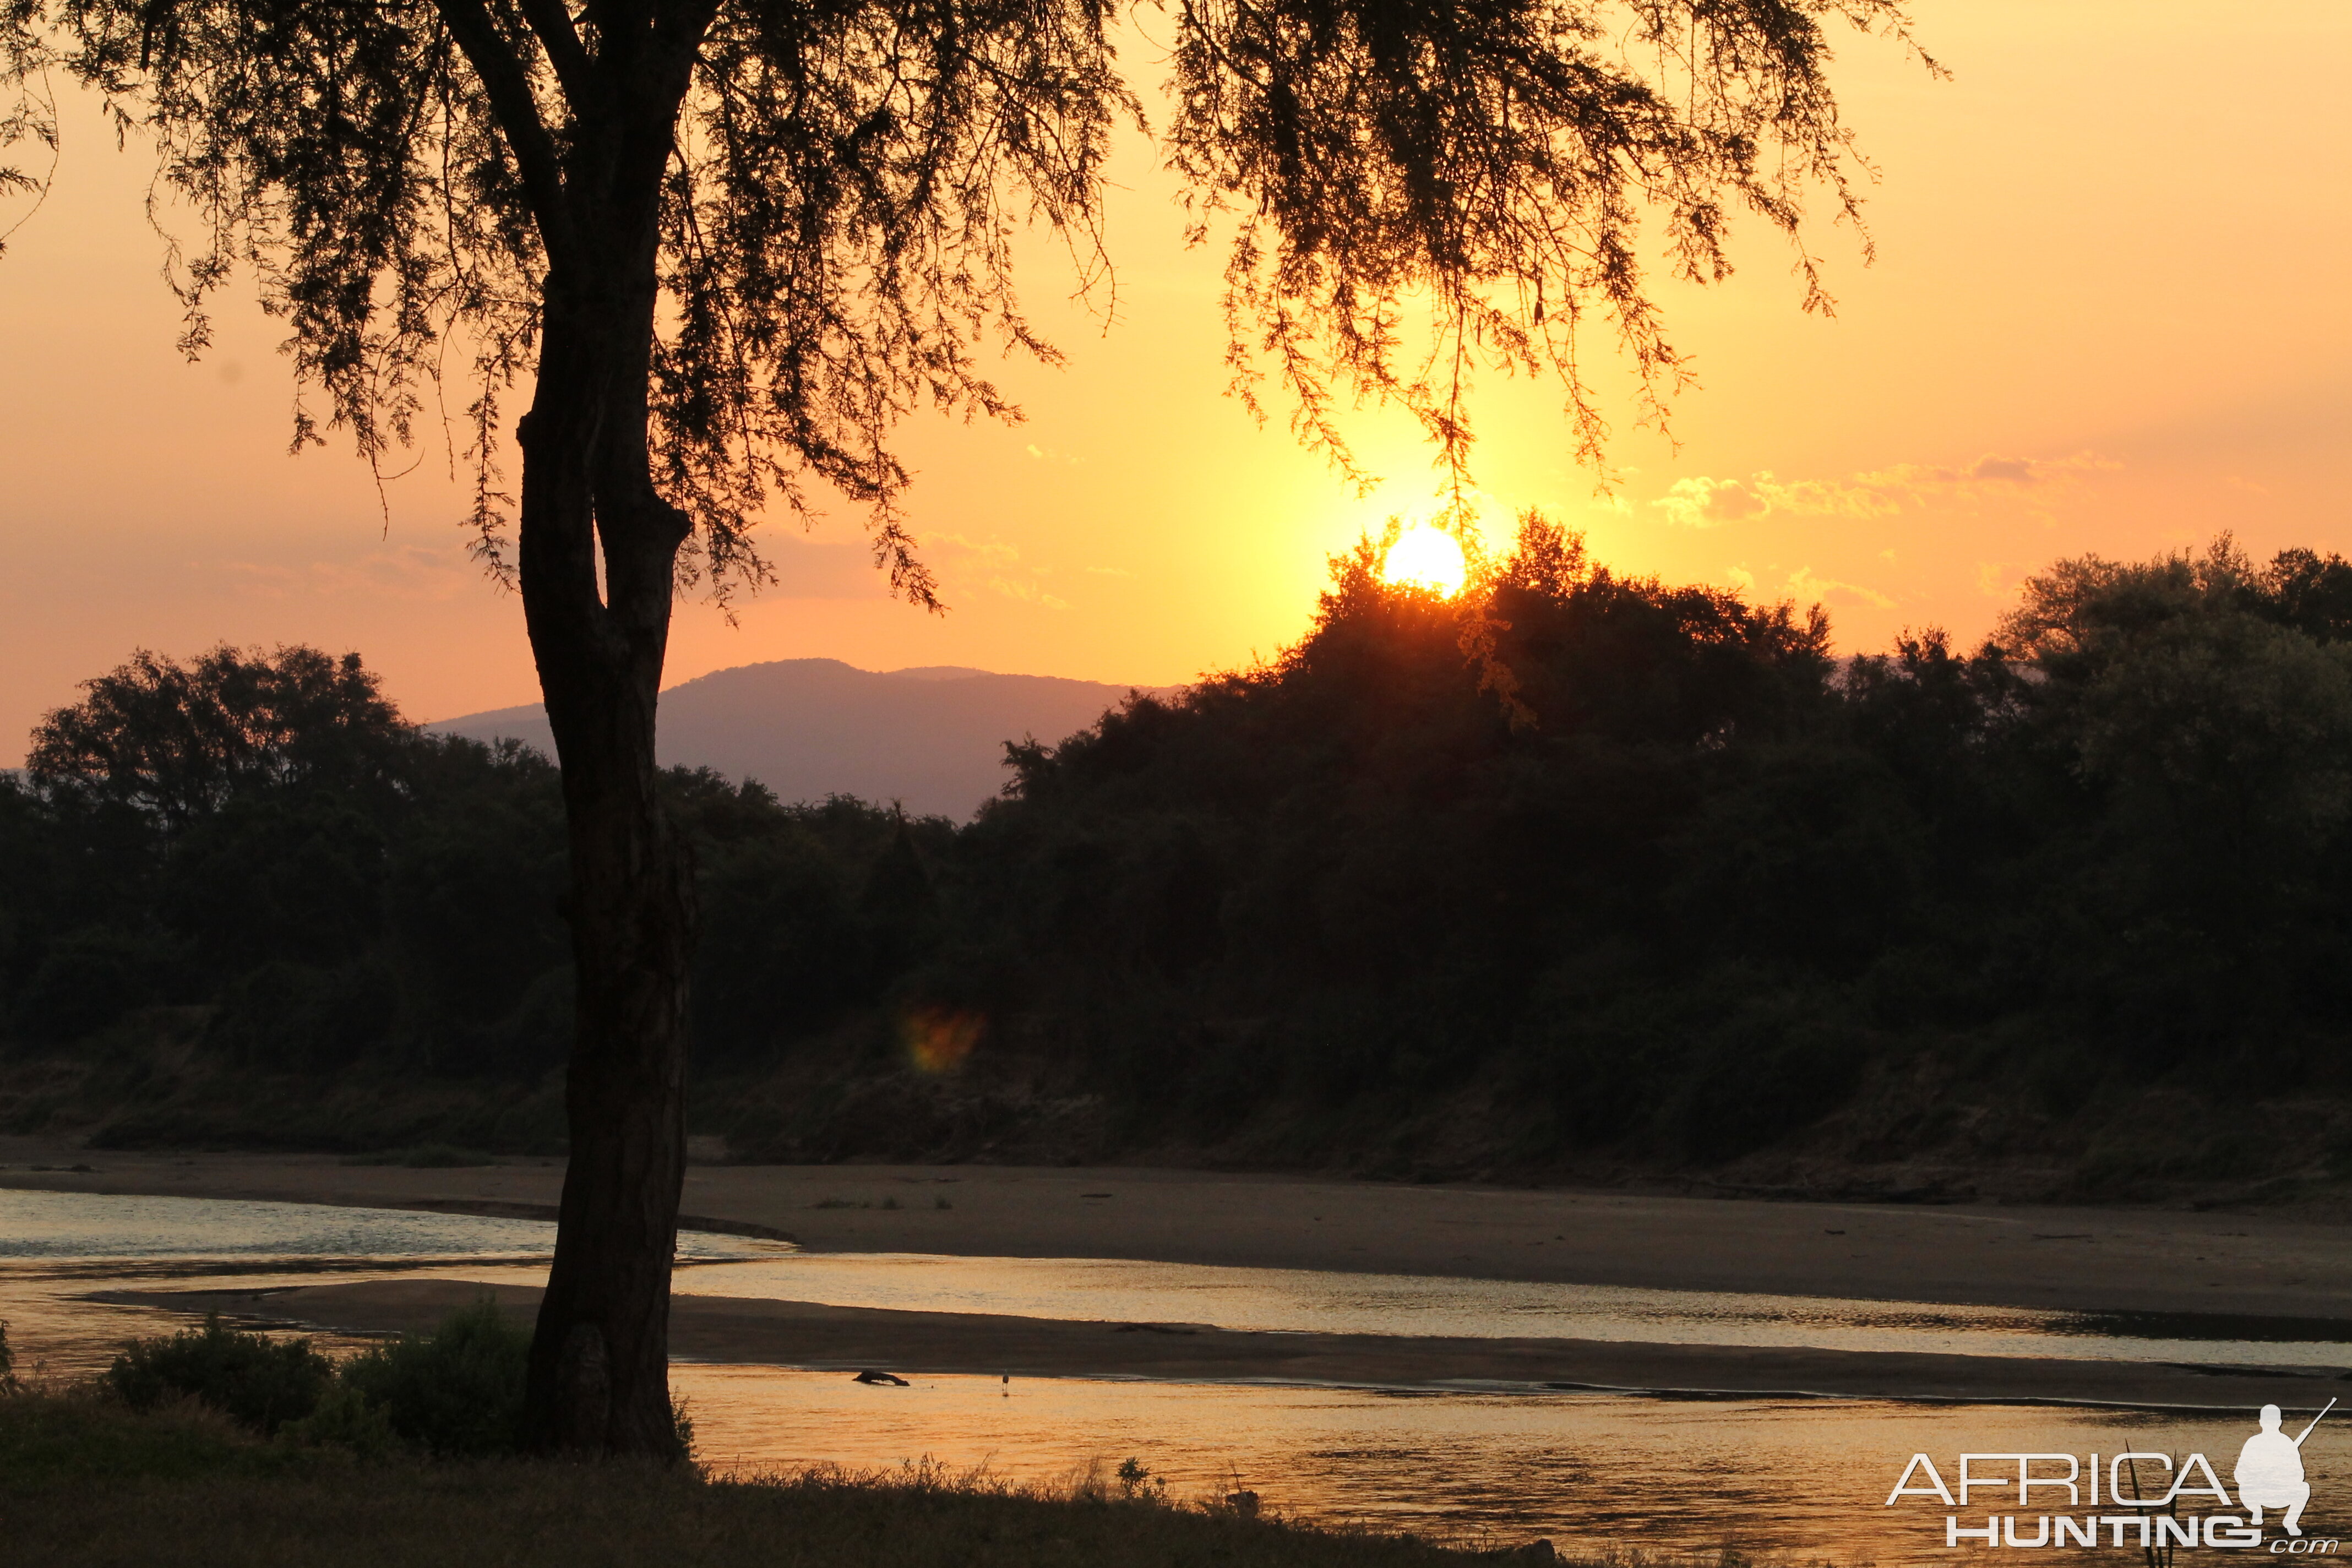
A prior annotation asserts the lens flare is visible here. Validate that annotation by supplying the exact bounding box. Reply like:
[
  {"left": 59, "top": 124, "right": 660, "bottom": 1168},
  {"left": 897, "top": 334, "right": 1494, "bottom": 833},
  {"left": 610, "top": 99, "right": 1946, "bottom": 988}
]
[
  {"left": 902, "top": 1005, "right": 984, "bottom": 1075},
  {"left": 1381, "top": 526, "right": 1468, "bottom": 596}
]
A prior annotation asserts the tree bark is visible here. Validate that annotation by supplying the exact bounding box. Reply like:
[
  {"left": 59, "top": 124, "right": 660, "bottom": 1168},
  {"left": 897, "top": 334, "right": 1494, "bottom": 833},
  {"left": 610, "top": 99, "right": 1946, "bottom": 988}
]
[
  {"left": 456, "top": 1, "right": 716, "bottom": 1457},
  {"left": 514, "top": 274, "right": 699, "bottom": 1457}
]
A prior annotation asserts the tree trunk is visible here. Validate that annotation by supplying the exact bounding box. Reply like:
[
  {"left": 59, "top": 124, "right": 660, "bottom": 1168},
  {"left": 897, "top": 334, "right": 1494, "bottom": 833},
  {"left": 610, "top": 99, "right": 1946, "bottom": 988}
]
[{"left": 513, "top": 287, "right": 698, "bottom": 1457}]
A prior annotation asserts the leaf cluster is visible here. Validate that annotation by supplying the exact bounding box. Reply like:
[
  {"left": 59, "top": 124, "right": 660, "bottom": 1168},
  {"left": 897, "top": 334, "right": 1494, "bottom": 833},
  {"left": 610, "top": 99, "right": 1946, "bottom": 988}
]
[
  {"left": 33, "top": 0, "right": 1134, "bottom": 596},
  {"left": 106, "top": 1314, "right": 337, "bottom": 1436},
  {"left": 1166, "top": 0, "right": 1930, "bottom": 486}
]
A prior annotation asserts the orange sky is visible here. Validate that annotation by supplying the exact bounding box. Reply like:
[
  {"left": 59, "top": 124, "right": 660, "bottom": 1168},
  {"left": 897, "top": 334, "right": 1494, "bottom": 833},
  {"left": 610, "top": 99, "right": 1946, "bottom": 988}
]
[{"left": 3, "top": 1, "right": 2347, "bottom": 753}]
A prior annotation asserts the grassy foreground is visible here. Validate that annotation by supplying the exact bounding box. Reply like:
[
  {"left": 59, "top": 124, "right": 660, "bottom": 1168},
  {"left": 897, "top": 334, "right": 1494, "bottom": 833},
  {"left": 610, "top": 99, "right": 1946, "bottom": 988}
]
[{"left": 0, "top": 1387, "right": 1514, "bottom": 1568}]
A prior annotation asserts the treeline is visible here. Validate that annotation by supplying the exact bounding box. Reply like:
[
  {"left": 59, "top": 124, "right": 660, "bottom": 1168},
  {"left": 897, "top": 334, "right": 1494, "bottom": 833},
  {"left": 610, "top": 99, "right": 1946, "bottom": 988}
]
[
  {"left": 7, "top": 526, "right": 2352, "bottom": 1188},
  {"left": 0, "top": 646, "right": 946, "bottom": 1146},
  {"left": 902, "top": 523, "right": 2352, "bottom": 1183}
]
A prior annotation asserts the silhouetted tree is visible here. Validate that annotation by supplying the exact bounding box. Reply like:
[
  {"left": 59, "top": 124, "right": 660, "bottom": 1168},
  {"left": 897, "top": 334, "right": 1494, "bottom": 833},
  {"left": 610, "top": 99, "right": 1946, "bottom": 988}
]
[
  {"left": 14, "top": 0, "right": 1921, "bottom": 1452},
  {"left": 28, "top": 645, "right": 409, "bottom": 831}
]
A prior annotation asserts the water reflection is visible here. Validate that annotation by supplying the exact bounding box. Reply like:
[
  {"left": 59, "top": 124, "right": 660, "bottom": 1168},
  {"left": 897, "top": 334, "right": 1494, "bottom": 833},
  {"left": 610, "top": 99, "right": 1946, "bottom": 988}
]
[
  {"left": 4, "top": 1187, "right": 2347, "bottom": 1560},
  {"left": 0, "top": 1188, "right": 765, "bottom": 1265},
  {"left": 671, "top": 1366, "right": 2350, "bottom": 1562}
]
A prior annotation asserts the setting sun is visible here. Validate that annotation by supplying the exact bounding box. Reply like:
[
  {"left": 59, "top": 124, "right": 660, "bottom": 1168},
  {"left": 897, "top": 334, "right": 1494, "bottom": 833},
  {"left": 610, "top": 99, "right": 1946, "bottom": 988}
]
[{"left": 1382, "top": 525, "right": 1469, "bottom": 597}]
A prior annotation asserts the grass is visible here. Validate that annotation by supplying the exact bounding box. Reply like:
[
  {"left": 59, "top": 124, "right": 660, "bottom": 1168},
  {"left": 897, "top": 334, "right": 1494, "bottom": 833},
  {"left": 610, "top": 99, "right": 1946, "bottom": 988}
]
[{"left": 0, "top": 1387, "right": 1506, "bottom": 1567}]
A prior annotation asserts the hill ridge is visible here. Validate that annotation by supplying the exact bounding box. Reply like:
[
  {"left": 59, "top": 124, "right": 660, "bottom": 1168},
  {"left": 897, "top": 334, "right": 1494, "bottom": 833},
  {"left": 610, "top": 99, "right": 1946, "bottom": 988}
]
[{"left": 429, "top": 657, "right": 1173, "bottom": 819}]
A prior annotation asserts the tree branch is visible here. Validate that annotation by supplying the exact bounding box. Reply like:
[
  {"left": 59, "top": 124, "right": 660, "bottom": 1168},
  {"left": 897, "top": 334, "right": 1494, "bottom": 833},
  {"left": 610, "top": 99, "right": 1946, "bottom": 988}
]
[
  {"left": 518, "top": 0, "right": 596, "bottom": 111},
  {"left": 434, "top": 0, "right": 581, "bottom": 268}
]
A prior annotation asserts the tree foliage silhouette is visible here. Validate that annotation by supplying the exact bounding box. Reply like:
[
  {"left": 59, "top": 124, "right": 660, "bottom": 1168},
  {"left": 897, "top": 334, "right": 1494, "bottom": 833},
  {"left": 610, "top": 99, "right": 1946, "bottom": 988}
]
[
  {"left": 28, "top": 645, "right": 408, "bottom": 832},
  {"left": 10, "top": 0, "right": 1920, "bottom": 1452}
]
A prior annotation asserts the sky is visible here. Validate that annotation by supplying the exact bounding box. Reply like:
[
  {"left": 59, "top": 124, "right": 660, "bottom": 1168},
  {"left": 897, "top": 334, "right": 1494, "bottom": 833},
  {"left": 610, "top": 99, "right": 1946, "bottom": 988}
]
[{"left": 1, "top": 0, "right": 2346, "bottom": 752}]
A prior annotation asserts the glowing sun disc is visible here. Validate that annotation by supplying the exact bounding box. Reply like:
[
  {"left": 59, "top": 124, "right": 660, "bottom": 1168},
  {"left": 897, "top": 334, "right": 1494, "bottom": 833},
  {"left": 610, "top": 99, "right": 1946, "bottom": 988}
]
[{"left": 1384, "top": 526, "right": 1468, "bottom": 596}]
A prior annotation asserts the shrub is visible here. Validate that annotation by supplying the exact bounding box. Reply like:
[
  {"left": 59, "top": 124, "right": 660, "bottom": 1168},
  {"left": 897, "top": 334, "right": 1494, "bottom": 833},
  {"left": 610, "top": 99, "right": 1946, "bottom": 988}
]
[
  {"left": 105, "top": 1316, "right": 334, "bottom": 1435},
  {"left": 337, "top": 1299, "right": 528, "bottom": 1457},
  {"left": 280, "top": 1380, "right": 398, "bottom": 1457}
]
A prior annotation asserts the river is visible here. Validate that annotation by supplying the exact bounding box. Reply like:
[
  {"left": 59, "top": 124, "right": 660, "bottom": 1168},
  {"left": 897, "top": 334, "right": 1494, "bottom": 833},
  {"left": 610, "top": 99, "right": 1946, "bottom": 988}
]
[{"left": 4, "top": 1186, "right": 2344, "bottom": 1561}]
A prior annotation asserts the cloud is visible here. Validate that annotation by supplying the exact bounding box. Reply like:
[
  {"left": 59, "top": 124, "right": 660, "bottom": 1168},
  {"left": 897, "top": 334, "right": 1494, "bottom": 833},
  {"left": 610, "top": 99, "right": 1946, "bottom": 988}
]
[
  {"left": 1975, "top": 559, "right": 2030, "bottom": 600},
  {"left": 220, "top": 546, "right": 474, "bottom": 601},
  {"left": 923, "top": 532, "right": 1069, "bottom": 610},
  {"left": 1652, "top": 472, "right": 1899, "bottom": 529},
  {"left": 1653, "top": 451, "right": 2117, "bottom": 529},
  {"left": 1786, "top": 565, "right": 1894, "bottom": 609},
  {"left": 1852, "top": 451, "right": 2118, "bottom": 499}
]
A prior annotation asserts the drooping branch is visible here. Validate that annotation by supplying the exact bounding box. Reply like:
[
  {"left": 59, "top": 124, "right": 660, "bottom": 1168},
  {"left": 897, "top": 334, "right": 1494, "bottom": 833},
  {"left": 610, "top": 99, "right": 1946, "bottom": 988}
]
[
  {"left": 1168, "top": 0, "right": 1925, "bottom": 490},
  {"left": 0, "top": 0, "right": 58, "bottom": 255}
]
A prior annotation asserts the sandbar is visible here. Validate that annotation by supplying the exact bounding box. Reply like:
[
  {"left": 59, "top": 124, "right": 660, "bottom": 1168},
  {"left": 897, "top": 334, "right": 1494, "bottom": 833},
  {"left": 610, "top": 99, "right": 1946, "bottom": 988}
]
[{"left": 6, "top": 1137, "right": 2348, "bottom": 1321}]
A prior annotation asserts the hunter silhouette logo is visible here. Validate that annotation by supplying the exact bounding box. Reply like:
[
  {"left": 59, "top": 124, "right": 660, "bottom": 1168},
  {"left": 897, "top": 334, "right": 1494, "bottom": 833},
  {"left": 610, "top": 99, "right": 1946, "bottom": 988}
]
[
  {"left": 2241, "top": 1402, "right": 2333, "bottom": 1537},
  {"left": 1885, "top": 1402, "right": 2335, "bottom": 1550}
]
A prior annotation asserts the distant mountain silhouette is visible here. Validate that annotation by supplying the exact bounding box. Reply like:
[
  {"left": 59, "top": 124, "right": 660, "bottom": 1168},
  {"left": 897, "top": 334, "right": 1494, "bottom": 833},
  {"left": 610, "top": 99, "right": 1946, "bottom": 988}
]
[{"left": 428, "top": 658, "right": 1172, "bottom": 818}]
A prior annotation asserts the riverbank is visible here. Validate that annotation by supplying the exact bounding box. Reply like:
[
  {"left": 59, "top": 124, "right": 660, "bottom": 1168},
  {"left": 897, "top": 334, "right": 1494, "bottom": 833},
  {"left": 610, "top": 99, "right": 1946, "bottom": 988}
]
[
  {"left": 4, "top": 1136, "right": 2349, "bottom": 1320},
  {"left": 108, "top": 1276, "right": 2350, "bottom": 1412},
  {"left": 0, "top": 1387, "right": 1504, "bottom": 1568}
]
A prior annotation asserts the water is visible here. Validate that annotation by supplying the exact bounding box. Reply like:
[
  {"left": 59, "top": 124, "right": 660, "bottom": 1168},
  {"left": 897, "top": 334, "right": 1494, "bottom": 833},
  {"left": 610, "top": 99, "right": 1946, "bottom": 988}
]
[
  {"left": 3, "top": 1187, "right": 2345, "bottom": 1561},
  {"left": 0, "top": 1188, "right": 778, "bottom": 1378},
  {"left": 0, "top": 1186, "right": 771, "bottom": 1270},
  {"left": 669, "top": 1369, "right": 2345, "bottom": 1560}
]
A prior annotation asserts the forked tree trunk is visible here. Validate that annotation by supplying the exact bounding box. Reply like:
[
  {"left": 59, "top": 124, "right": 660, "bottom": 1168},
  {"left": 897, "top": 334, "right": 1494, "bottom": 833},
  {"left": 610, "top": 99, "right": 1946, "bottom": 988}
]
[{"left": 514, "top": 281, "right": 699, "bottom": 1457}]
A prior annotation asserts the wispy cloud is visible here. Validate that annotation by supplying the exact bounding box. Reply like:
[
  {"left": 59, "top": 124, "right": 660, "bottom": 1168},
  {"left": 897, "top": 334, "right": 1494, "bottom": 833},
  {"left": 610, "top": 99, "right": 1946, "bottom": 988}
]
[
  {"left": 923, "top": 532, "right": 1069, "bottom": 610},
  {"left": 1724, "top": 562, "right": 1896, "bottom": 611},
  {"left": 220, "top": 546, "right": 473, "bottom": 601},
  {"left": 1653, "top": 473, "right": 1897, "bottom": 528},
  {"left": 1787, "top": 565, "right": 1895, "bottom": 609},
  {"left": 1653, "top": 452, "right": 2117, "bottom": 529}
]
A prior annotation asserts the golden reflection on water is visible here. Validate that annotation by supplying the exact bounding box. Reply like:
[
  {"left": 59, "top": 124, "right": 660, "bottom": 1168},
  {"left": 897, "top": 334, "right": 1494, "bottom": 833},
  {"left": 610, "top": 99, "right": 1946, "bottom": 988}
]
[
  {"left": 674, "top": 1363, "right": 2350, "bottom": 1563},
  {"left": 4, "top": 1187, "right": 2347, "bottom": 1562}
]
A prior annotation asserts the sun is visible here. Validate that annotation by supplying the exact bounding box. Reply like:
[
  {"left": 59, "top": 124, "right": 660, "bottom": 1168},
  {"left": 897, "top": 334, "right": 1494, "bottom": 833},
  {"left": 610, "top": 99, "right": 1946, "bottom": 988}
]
[{"left": 1382, "top": 525, "right": 1468, "bottom": 597}]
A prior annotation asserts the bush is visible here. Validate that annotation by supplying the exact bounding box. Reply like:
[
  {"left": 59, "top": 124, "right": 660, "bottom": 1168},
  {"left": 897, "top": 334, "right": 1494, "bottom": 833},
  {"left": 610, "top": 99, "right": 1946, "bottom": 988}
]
[
  {"left": 96, "top": 1303, "right": 695, "bottom": 1462},
  {"left": 106, "top": 1316, "right": 334, "bottom": 1435},
  {"left": 281, "top": 1380, "right": 398, "bottom": 1457},
  {"left": 337, "top": 1299, "right": 528, "bottom": 1457}
]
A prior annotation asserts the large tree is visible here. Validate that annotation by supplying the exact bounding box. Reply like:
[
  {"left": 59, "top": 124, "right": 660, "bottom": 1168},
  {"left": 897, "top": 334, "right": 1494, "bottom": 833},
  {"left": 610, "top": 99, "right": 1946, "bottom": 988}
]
[{"left": 6, "top": 0, "right": 1919, "bottom": 1453}]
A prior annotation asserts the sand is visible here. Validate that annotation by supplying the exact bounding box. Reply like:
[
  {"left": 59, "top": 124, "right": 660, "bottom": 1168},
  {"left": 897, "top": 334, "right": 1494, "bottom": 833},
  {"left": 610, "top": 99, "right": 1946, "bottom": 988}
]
[{"left": 5, "top": 1136, "right": 2348, "bottom": 1318}]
